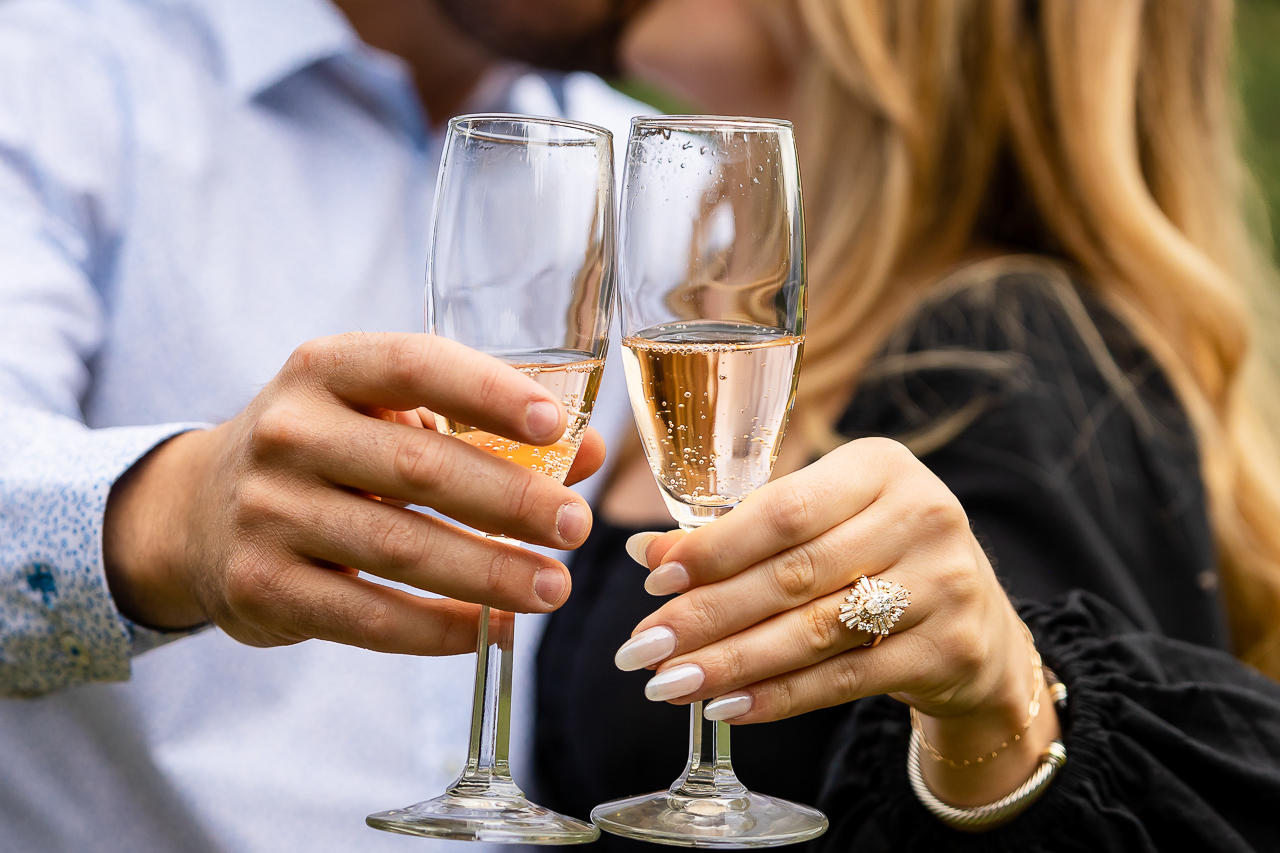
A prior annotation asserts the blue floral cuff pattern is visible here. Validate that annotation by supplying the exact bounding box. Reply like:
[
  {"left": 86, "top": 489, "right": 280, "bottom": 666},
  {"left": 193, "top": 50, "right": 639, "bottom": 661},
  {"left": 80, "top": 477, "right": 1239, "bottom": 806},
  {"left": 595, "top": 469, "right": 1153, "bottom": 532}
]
[{"left": 1, "top": 407, "right": 207, "bottom": 696}]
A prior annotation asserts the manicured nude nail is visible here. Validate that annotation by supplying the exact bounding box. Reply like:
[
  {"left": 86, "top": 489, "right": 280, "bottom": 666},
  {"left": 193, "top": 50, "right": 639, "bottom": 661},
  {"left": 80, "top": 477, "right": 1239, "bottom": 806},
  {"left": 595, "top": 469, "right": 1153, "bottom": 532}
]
[
  {"left": 644, "top": 561, "right": 690, "bottom": 596},
  {"left": 625, "top": 532, "right": 662, "bottom": 567},
  {"left": 525, "top": 400, "right": 561, "bottom": 440},
  {"left": 644, "top": 663, "right": 704, "bottom": 701},
  {"left": 533, "top": 568, "right": 567, "bottom": 607},
  {"left": 704, "top": 693, "right": 753, "bottom": 721},
  {"left": 556, "top": 502, "right": 591, "bottom": 545},
  {"left": 615, "top": 626, "right": 677, "bottom": 671}
]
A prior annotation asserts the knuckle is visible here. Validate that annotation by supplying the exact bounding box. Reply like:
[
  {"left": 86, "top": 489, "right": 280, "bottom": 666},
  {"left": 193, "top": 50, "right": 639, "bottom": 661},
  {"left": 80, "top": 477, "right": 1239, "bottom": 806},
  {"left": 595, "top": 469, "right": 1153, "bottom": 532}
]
[
  {"left": 249, "top": 400, "right": 311, "bottom": 457},
  {"left": 345, "top": 593, "right": 394, "bottom": 647},
  {"left": 480, "top": 544, "right": 527, "bottom": 603},
  {"left": 285, "top": 337, "right": 323, "bottom": 373},
  {"left": 913, "top": 492, "right": 968, "bottom": 537},
  {"left": 383, "top": 335, "right": 424, "bottom": 392},
  {"left": 373, "top": 509, "right": 431, "bottom": 568},
  {"left": 941, "top": 615, "right": 990, "bottom": 680},
  {"left": 862, "top": 435, "right": 909, "bottom": 463},
  {"left": 952, "top": 634, "right": 988, "bottom": 681},
  {"left": 394, "top": 432, "right": 450, "bottom": 490},
  {"left": 439, "top": 606, "right": 479, "bottom": 654},
  {"left": 284, "top": 336, "right": 339, "bottom": 384},
  {"left": 765, "top": 677, "right": 797, "bottom": 720},
  {"left": 474, "top": 359, "right": 511, "bottom": 411},
  {"left": 771, "top": 548, "right": 818, "bottom": 599},
  {"left": 228, "top": 477, "right": 293, "bottom": 535},
  {"left": 882, "top": 436, "right": 916, "bottom": 464},
  {"left": 797, "top": 600, "right": 846, "bottom": 653},
  {"left": 678, "top": 591, "right": 731, "bottom": 637},
  {"left": 222, "top": 554, "right": 278, "bottom": 620},
  {"left": 935, "top": 562, "right": 983, "bottom": 607},
  {"left": 707, "top": 641, "right": 751, "bottom": 685},
  {"left": 501, "top": 470, "right": 544, "bottom": 528},
  {"left": 828, "top": 653, "right": 864, "bottom": 700},
  {"left": 765, "top": 487, "right": 814, "bottom": 542}
]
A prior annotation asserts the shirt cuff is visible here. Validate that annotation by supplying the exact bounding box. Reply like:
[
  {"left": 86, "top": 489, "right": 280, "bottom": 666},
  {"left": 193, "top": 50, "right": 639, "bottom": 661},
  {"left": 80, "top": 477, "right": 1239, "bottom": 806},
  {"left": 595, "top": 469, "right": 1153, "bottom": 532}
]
[{"left": 1, "top": 413, "right": 208, "bottom": 696}]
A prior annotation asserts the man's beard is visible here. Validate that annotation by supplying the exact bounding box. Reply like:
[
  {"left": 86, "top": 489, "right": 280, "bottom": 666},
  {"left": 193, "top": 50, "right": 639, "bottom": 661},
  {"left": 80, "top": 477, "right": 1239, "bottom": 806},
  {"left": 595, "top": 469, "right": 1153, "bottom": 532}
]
[{"left": 434, "top": 0, "right": 653, "bottom": 77}]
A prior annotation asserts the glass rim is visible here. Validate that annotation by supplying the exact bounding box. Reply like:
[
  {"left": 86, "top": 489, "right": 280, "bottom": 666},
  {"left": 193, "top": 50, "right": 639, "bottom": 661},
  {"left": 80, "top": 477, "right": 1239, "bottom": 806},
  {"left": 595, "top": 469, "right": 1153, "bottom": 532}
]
[
  {"left": 630, "top": 115, "right": 793, "bottom": 132},
  {"left": 448, "top": 113, "right": 613, "bottom": 146}
]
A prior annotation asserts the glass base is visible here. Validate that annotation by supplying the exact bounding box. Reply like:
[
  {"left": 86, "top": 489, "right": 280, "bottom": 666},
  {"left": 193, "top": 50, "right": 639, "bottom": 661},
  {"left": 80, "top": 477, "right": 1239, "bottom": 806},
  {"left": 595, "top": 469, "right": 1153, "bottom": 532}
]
[
  {"left": 662, "top": 493, "right": 735, "bottom": 531},
  {"left": 367, "top": 792, "right": 600, "bottom": 845},
  {"left": 591, "top": 790, "right": 828, "bottom": 848}
]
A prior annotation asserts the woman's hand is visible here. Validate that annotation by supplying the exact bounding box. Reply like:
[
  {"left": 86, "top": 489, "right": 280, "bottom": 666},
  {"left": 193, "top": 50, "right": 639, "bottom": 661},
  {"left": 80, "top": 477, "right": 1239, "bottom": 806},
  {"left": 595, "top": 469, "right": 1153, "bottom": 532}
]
[{"left": 617, "top": 437, "right": 1060, "bottom": 807}]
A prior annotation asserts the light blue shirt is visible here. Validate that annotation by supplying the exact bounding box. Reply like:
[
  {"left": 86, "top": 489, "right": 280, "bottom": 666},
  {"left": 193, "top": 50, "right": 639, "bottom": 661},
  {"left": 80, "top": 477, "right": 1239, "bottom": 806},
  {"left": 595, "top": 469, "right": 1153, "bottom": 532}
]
[{"left": 0, "top": 0, "right": 642, "bottom": 849}]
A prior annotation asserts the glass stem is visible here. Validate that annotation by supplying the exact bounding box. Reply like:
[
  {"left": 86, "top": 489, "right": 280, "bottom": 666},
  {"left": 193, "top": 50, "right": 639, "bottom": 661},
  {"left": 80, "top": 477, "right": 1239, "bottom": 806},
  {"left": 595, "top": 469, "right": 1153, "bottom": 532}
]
[
  {"left": 447, "top": 605, "right": 524, "bottom": 802},
  {"left": 669, "top": 702, "right": 749, "bottom": 802}
]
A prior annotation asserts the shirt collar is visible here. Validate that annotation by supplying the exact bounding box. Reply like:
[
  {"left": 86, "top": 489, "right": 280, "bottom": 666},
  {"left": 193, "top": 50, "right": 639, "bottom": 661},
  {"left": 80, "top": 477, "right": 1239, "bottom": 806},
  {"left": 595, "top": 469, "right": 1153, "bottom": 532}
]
[{"left": 185, "top": 0, "right": 359, "bottom": 100}]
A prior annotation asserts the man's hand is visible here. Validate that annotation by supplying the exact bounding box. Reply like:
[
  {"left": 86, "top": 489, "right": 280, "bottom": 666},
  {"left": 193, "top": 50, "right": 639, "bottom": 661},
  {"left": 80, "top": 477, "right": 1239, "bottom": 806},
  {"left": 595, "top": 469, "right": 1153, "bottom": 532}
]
[{"left": 103, "top": 332, "right": 604, "bottom": 656}]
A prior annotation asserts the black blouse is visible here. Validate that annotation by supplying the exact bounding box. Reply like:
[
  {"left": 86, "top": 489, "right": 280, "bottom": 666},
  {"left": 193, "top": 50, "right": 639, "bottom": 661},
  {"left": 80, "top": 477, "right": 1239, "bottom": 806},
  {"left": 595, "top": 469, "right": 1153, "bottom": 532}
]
[{"left": 534, "top": 272, "right": 1280, "bottom": 850}]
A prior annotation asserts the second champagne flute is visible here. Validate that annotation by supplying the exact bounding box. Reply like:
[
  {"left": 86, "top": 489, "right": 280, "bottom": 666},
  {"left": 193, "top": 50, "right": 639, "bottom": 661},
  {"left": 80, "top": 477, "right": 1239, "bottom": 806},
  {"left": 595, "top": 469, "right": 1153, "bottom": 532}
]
[
  {"left": 591, "top": 117, "right": 827, "bottom": 847},
  {"left": 366, "top": 114, "right": 614, "bottom": 845}
]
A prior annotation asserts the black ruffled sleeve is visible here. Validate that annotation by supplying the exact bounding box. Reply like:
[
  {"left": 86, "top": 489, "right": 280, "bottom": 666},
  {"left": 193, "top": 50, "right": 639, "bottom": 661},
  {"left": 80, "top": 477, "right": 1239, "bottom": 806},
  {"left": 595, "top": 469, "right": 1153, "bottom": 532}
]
[
  {"left": 837, "top": 270, "right": 1228, "bottom": 649},
  {"left": 817, "top": 593, "right": 1280, "bottom": 852}
]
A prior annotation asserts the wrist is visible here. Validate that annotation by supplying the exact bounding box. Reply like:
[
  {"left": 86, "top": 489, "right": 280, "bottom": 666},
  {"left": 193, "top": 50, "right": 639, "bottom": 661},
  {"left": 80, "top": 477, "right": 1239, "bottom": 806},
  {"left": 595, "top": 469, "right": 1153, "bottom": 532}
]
[
  {"left": 103, "top": 429, "right": 212, "bottom": 630},
  {"left": 916, "top": 614, "right": 1061, "bottom": 807}
]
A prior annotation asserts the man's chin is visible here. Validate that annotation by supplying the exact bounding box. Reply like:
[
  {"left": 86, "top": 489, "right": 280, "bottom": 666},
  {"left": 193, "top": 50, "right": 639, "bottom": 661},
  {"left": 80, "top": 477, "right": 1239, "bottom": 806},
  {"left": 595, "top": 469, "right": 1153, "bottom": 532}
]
[{"left": 434, "top": 0, "right": 652, "bottom": 77}]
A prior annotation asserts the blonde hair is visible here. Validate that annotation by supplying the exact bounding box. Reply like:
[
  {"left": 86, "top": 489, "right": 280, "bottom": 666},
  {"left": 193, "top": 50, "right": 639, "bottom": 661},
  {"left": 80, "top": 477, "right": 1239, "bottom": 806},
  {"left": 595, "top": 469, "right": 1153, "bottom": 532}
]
[{"left": 789, "top": 0, "right": 1280, "bottom": 675}]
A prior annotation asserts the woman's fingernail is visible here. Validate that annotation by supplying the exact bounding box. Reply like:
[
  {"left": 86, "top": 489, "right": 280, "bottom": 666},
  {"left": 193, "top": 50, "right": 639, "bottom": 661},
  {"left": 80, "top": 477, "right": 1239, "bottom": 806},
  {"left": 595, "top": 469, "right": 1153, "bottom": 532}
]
[
  {"left": 644, "top": 562, "right": 690, "bottom": 596},
  {"left": 644, "top": 663, "right": 704, "bottom": 701},
  {"left": 533, "top": 568, "right": 568, "bottom": 607},
  {"left": 556, "top": 501, "right": 591, "bottom": 545},
  {"left": 704, "top": 693, "right": 753, "bottom": 721},
  {"left": 526, "top": 400, "right": 562, "bottom": 440},
  {"left": 625, "top": 532, "right": 662, "bottom": 567},
  {"left": 615, "top": 626, "right": 677, "bottom": 671}
]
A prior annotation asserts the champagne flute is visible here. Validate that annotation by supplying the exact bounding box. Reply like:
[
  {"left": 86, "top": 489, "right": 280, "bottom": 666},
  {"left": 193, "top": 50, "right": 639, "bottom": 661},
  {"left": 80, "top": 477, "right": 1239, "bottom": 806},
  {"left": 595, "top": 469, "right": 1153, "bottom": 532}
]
[
  {"left": 591, "top": 117, "right": 827, "bottom": 847},
  {"left": 366, "top": 114, "right": 614, "bottom": 845}
]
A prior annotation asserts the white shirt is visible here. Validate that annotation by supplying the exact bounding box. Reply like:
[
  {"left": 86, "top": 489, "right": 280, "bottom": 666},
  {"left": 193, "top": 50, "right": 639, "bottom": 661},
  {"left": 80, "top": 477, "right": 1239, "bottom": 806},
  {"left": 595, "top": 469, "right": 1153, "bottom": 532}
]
[{"left": 0, "top": 0, "right": 643, "bottom": 849}]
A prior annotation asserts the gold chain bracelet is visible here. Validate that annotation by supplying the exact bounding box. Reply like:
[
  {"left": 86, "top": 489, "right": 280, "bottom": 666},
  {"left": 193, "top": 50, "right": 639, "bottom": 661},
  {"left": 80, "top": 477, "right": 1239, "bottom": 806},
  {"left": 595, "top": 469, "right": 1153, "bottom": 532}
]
[{"left": 910, "top": 619, "right": 1044, "bottom": 768}]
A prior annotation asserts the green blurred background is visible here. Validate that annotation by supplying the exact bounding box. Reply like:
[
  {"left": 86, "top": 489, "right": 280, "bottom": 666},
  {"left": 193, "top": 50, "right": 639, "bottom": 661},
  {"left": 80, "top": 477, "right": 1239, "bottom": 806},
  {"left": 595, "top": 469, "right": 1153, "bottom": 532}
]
[{"left": 1239, "top": 0, "right": 1280, "bottom": 261}]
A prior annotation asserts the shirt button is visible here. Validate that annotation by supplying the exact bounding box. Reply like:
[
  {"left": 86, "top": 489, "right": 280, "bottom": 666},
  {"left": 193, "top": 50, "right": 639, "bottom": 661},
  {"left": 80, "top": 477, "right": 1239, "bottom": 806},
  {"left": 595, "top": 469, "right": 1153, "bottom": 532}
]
[{"left": 59, "top": 633, "right": 91, "bottom": 666}]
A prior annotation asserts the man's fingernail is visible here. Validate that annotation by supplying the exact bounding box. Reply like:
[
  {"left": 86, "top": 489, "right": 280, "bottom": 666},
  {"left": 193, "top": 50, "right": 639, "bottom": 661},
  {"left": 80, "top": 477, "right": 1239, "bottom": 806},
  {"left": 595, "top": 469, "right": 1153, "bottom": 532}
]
[
  {"left": 533, "top": 568, "right": 568, "bottom": 607},
  {"left": 556, "top": 502, "right": 591, "bottom": 545},
  {"left": 525, "top": 400, "right": 562, "bottom": 440},
  {"left": 704, "top": 693, "right": 753, "bottom": 721},
  {"left": 615, "top": 626, "right": 677, "bottom": 671},
  {"left": 645, "top": 663, "right": 704, "bottom": 701},
  {"left": 644, "top": 562, "right": 690, "bottom": 596},
  {"left": 625, "top": 532, "right": 662, "bottom": 567}
]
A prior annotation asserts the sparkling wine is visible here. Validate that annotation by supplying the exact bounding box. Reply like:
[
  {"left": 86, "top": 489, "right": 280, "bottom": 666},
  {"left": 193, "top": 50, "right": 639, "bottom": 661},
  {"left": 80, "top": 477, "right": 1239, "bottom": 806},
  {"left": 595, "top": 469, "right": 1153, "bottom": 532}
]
[
  {"left": 621, "top": 321, "right": 803, "bottom": 515},
  {"left": 438, "top": 349, "right": 604, "bottom": 483}
]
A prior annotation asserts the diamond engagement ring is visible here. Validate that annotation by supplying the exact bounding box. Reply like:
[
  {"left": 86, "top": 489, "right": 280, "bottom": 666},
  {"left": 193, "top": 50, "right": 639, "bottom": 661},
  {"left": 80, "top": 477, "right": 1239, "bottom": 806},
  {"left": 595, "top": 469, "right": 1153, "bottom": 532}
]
[{"left": 839, "top": 575, "right": 911, "bottom": 647}]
